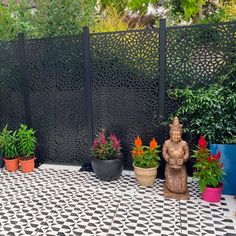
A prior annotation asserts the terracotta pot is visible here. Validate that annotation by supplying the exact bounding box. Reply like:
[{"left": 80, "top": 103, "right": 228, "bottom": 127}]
[
  {"left": 202, "top": 183, "right": 223, "bottom": 203},
  {"left": 20, "top": 157, "right": 35, "bottom": 173},
  {"left": 133, "top": 165, "right": 157, "bottom": 187},
  {"left": 4, "top": 158, "right": 19, "bottom": 172},
  {"left": 0, "top": 150, "right": 4, "bottom": 168}
]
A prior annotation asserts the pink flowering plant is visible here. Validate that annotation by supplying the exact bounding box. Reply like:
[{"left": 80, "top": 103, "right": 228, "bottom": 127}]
[
  {"left": 91, "top": 129, "right": 121, "bottom": 160},
  {"left": 193, "top": 136, "right": 225, "bottom": 192}
]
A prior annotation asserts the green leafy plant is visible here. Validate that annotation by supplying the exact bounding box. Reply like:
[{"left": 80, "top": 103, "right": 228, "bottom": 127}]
[
  {"left": 132, "top": 136, "right": 160, "bottom": 168},
  {"left": 0, "top": 0, "right": 97, "bottom": 40},
  {"left": 193, "top": 136, "right": 225, "bottom": 192},
  {"left": 91, "top": 129, "right": 121, "bottom": 160},
  {"left": 91, "top": 7, "right": 131, "bottom": 33},
  {"left": 168, "top": 66, "right": 236, "bottom": 144},
  {"left": 16, "top": 124, "right": 36, "bottom": 160},
  {"left": 0, "top": 125, "right": 18, "bottom": 159}
]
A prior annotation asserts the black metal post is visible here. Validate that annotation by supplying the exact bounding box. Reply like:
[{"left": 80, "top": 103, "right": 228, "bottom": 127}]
[
  {"left": 158, "top": 19, "right": 166, "bottom": 145},
  {"left": 18, "top": 33, "right": 32, "bottom": 127},
  {"left": 82, "top": 26, "right": 94, "bottom": 149}
]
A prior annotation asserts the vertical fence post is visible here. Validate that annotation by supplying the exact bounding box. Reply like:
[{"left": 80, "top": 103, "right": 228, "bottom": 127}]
[
  {"left": 18, "top": 33, "right": 32, "bottom": 127},
  {"left": 158, "top": 19, "right": 166, "bottom": 145},
  {"left": 82, "top": 26, "right": 94, "bottom": 149}
]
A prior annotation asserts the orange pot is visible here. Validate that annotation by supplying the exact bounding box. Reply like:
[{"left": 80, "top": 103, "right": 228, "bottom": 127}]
[
  {"left": 4, "top": 158, "right": 19, "bottom": 172},
  {"left": 20, "top": 157, "right": 35, "bottom": 173}
]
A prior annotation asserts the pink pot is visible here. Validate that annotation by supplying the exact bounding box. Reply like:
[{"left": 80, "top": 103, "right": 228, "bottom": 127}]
[{"left": 202, "top": 184, "right": 223, "bottom": 203}]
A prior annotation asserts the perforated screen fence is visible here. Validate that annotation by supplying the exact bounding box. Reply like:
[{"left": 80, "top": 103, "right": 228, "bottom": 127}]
[
  {"left": 165, "top": 22, "right": 236, "bottom": 150},
  {"left": 0, "top": 21, "right": 235, "bottom": 171},
  {"left": 0, "top": 41, "right": 25, "bottom": 130},
  {"left": 24, "top": 36, "right": 88, "bottom": 165},
  {"left": 90, "top": 29, "right": 160, "bottom": 168}
]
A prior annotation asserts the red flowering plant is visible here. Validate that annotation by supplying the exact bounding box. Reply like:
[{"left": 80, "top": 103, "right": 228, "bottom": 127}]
[
  {"left": 193, "top": 136, "right": 225, "bottom": 192},
  {"left": 132, "top": 136, "right": 160, "bottom": 168},
  {"left": 91, "top": 129, "right": 121, "bottom": 160}
]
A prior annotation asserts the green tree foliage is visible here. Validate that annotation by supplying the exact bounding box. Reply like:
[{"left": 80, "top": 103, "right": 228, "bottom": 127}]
[
  {"left": 165, "top": 0, "right": 205, "bottom": 21},
  {"left": 0, "top": 0, "right": 97, "bottom": 40},
  {"left": 34, "top": 0, "right": 96, "bottom": 37},
  {"left": 91, "top": 7, "right": 131, "bottom": 32},
  {"left": 182, "top": 0, "right": 205, "bottom": 19},
  {"left": 127, "top": 0, "right": 157, "bottom": 14},
  {"left": 0, "top": 0, "right": 36, "bottom": 40},
  {"left": 165, "top": 0, "right": 236, "bottom": 24},
  {"left": 100, "top": 0, "right": 158, "bottom": 14},
  {"left": 201, "top": 0, "right": 236, "bottom": 23},
  {"left": 100, "top": 0, "right": 128, "bottom": 14}
]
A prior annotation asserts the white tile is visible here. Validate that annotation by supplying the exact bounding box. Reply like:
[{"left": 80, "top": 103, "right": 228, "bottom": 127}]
[
  {"left": 122, "top": 170, "right": 131, "bottom": 176},
  {"left": 222, "top": 195, "right": 236, "bottom": 226},
  {"left": 0, "top": 168, "right": 235, "bottom": 236},
  {"left": 39, "top": 164, "right": 81, "bottom": 171},
  {"left": 129, "top": 170, "right": 135, "bottom": 177}
]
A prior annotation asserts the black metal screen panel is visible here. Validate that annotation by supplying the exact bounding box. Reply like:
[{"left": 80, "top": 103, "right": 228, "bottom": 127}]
[
  {"left": 90, "top": 29, "right": 160, "bottom": 168},
  {"left": 25, "top": 36, "right": 88, "bottom": 164},
  {"left": 165, "top": 21, "right": 236, "bottom": 119},
  {"left": 165, "top": 22, "right": 236, "bottom": 174},
  {"left": 0, "top": 41, "right": 25, "bottom": 130},
  {"left": 0, "top": 21, "right": 235, "bottom": 169}
]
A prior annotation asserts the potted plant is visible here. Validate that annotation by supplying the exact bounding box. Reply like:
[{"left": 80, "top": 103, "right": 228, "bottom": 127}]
[
  {"left": 193, "top": 136, "right": 225, "bottom": 203},
  {"left": 0, "top": 126, "right": 19, "bottom": 172},
  {"left": 17, "top": 124, "right": 37, "bottom": 173},
  {"left": 168, "top": 66, "right": 236, "bottom": 194},
  {"left": 0, "top": 136, "right": 4, "bottom": 168},
  {"left": 91, "top": 129, "right": 124, "bottom": 181},
  {"left": 132, "top": 136, "right": 160, "bottom": 187}
]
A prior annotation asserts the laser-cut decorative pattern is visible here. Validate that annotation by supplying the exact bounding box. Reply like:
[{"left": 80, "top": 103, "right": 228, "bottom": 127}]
[
  {"left": 165, "top": 22, "right": 236, "bottom": 153},
  {"left": 0, "top": 21, "right": 235, "bottom": 170},
  {"left": 90, "top": 29, "right": 160, "bottom": 168},
  {"left": 25, "top": 35, "right": 88, "bottom": 164},
  {"left": 0, "top": 41, "right": 25, "bottom": 130}
]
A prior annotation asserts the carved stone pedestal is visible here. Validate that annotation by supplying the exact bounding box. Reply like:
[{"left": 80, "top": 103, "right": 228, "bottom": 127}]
[{"left": 163, "top": 183, "right": 190, "bottom": 200}]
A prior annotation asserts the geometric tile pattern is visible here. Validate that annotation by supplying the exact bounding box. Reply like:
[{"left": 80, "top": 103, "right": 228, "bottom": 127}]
[{"left": 0, "top": 168, "right": 235, "bottom": 236}]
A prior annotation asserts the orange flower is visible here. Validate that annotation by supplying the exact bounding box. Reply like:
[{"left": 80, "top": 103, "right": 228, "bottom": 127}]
[
  {"left": 137, "top": 150, "right": 141, "bottom": 157},
  {"left": 132, "top": 150, "right": 137, "bottom": 157},
  {"left": 135, "top": 136, "right": 142, "bottom": 147},
  {"left": 150, "top": 138, "right": 157, "bottom": 151}
]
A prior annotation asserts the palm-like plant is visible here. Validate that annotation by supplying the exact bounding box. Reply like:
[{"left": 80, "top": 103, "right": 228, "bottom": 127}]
[
  {"left": 0, "top": 125, "right": 18, "bottom": 159},
  {"left": 17, "top": 125, "right": 36, "bottom": 160}
]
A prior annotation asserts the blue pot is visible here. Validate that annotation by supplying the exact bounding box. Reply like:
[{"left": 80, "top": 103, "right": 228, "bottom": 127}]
[{"left": 210, "top": 144, "right": 236, "bottom": 195}]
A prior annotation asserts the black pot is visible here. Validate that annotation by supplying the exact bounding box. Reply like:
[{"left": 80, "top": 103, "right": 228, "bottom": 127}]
[
  {"left": 91, "top": 155, "right": 124, "bottom": 181},
  {"left": 0, "top": 150, "right": 4, "bottom": 168}
]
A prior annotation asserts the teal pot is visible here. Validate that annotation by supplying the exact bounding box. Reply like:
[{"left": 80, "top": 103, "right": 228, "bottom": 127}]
[
  {"left": 0, "top": 150, "right": 4, "bottom": 168},
  {"left": 210, "top": 144, "right": 236, "bottom": 195},
  {"left": 91, "top": 155, "right": 124, "bottom": 181}
]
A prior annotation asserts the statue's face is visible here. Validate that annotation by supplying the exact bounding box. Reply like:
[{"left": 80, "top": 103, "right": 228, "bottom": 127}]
[{"left": 171, "top": 131, "right": 181, "bottom": 142}]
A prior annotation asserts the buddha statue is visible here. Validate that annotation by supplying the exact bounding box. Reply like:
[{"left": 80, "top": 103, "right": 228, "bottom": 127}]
[{"left": 163, "top": 116, "right": 190, "bottom": 200}]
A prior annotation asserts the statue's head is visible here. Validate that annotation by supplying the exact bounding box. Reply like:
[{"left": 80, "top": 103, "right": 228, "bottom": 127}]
[{"left": 169, "top": 117, "right": 183, "bottom": 142}]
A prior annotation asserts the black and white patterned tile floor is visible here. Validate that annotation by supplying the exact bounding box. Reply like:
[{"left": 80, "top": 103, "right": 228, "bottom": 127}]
[{"left": 0, "top": 168, "right": 235, "bottom": 236}]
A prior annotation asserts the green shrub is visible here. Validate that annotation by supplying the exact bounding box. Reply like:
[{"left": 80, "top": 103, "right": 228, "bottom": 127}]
[
  {"left": 17, "top": 124, "right": 36, "bottom": 159},
  {"left": 168, "top": 66, "right": 236, "bottom": 144},
  {"left": 0, "top": 126, "right": 18, "bottom": 159}
]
